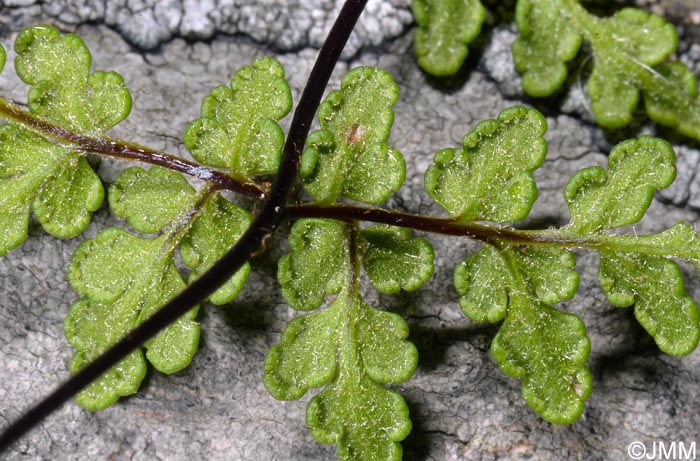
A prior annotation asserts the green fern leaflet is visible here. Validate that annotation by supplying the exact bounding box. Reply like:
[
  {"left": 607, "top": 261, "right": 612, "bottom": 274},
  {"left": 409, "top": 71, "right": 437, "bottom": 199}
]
[
  {"left": 429, "top": 106, "right": 700, "bottom": 423},
  {"left": 513, "top": 0, "right": 700, "bottom": 139},
  {"left": 0, "top": 25, "right": 131, "bottom": 255}
]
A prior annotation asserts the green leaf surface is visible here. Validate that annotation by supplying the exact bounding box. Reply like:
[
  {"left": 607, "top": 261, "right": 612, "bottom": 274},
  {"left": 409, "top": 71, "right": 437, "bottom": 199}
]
[
  {"left": 642, "top": 61, "right": 700, "bottom": 141},
  {"left": 425, "top": 105, "right": 547, "bottom": 222},
  {"left": 454, "top": 245, "right": 509, "bottom": 323},
  {"left": 64, "top": 299, "right": 147, "bottom": 410},
  {"left": 513, "top": 0, "right": 583, "bottom": 97},
  {"left": 32, "top": 155, "right": 104, "bottom": 237},
  {"left": 456, "top": 244, "right": 588, "bottom": 422},
  {"left": 299, "top": 67, "right": 405, "bottom": 204},
  {"left": 269, "top": 218, "right": 417, "bottom": 458},
  {"left": 564, "top": 137, "right": 676, "bottom": 233},
  {"left": 107, "top": 163, "right": 252, "bottom": 305},
  {"left": 179, "top": 193, "right": 252, "bottom": 305},
  {"left": 277, "top": 219, "right": 350, "bottom": 311},
  {"left": 264, "top": 303, "right": 343, "bottom": 400},
  {"left": 0, "top": 25, "right": 131, "bottom": 254},
  {"left": 65, "top": 228, "right": 199, "bottom": 409},
  {"left": 14, "top": 24, "right": 131, "bottom": 134},
  {"left": 358, "top": 225, "right": 434, "bottom": 294},
  {"left": 603, "top": 221, "right": 700, "bottom": 270},
  {"left": 355, "top": 302, "right": 417, "bottom": 384},
  {"left": 412, "top": 0, "right": 486, "bottom": 76},
  {"left": 491, "top": 294, "right": 592, "bottom": 424},
  {"left": 511, "top": 246, "right": 579, "bottom": 305},
  {"left": 109, "top": 166, "right": 197, "bottom": 234},
  {"left": 308, "top": 377, "right": 411, "bottom": 461},
  {"left": 183, "top": 56, "right": 292, "bottom": 177},
  {"left": 513, "top": 2, "right": 700, "bottom": 139},
  {"left": 0, "top": 126, "right": 102, "bottom": 255},
  {"left": 264, "top": 294, "right": 417, "bottom": 399},
  {"left": 596, "top": 8, "right": 677, "bottom": 65},
  {"left": 0, "top": 45, "right": 5, "bottom": 73},
  {"left": 108, "top": 166, "right": 251, "bottom": 305},
  {"left": 266, "top": 292, "right": 416, "bottom": 460},
  {"left": 455, "top": 245, "right": 578, "bottom": 323},
  {"left": 586, "top": 8, "right": 678, "bottom": 128},
  {"left": 65, "top": 162, "right": 252, "bottom": 408},
  {"left": 599, "top": 251, "right": 700, "bottom": 356}
]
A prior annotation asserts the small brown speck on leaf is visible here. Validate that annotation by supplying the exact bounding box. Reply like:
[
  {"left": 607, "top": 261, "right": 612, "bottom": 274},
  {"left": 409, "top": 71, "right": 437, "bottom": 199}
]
[{"left": 346, "top": 123, "right": 365, "bottom": 145}]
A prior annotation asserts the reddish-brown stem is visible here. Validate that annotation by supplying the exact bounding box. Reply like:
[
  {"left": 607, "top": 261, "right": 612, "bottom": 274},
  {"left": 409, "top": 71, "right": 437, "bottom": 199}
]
[
  {"left": 287, "top": 203, "right": 596, "bottom": 248},
  {"left": 0, "top": 91, "right": 601, "bottom": 250},
  {"left": 0, "top": 88, "right": 602, "bottom": 248},
  {"left": 0, "top": 98, "right": 266, "bottom": 200}
]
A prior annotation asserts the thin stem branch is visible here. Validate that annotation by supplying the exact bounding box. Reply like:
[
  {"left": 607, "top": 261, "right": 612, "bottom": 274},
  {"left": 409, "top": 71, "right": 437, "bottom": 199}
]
[
  {"left": 0, "top": 91, "right": 609, "bottom": 251},
  {"left": 0, "top": 0, "right": 368, "bottom": 451},
  {"left": 0, "top": 98, "right": 266, "bottom": 200},
  {"left": 286, "top": 203, "right": 603, "bottom": 248}
]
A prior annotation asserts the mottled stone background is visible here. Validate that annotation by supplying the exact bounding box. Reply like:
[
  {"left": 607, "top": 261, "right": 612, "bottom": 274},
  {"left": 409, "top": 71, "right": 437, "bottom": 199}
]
[{"left": 1, "top": 1, "right": 699, "bottom": 460}]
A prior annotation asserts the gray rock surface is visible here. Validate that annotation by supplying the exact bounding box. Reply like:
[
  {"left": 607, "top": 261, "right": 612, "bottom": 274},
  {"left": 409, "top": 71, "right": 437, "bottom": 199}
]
[
  {"left": 0, "top": 0, "right": 413, "bottom": 56},
  {"left": 1, "top": 2, "right": 700, "bottom": 460}
]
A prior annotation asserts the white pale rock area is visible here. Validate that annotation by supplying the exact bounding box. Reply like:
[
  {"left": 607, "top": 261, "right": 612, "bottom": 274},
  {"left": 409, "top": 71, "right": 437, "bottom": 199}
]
[
  {"left": 0, "top": 1, "right": 699, "bottom": 460},
  {"left": 6, "top": 0, "right": 413, "bottom": 56}
]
